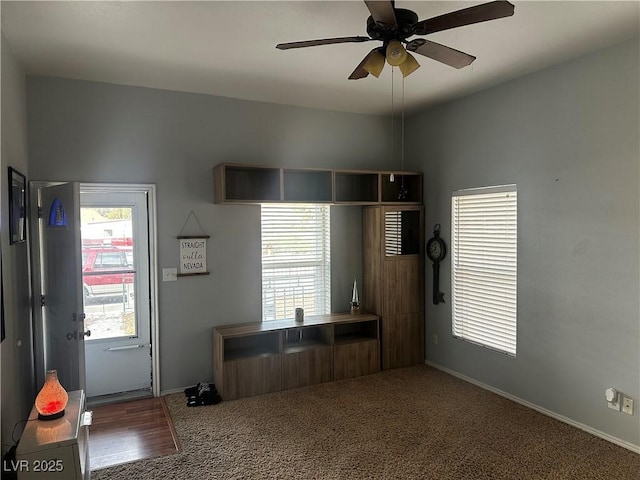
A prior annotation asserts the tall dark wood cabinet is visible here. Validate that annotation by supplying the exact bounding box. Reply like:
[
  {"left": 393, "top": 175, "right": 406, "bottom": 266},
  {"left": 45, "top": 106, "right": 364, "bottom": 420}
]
[{"left": 363, "top": 205, "right": 425, "bottom": 370}]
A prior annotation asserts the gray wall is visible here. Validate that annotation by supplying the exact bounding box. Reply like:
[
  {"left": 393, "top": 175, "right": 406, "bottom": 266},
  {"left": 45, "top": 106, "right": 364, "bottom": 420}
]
[
  {"left": 406, "top": 38, "right": 640, "bottom": 447},
  {"left": 26, "top": 77, "right": 392, "bottom": 393},
  {"left": 1, "top": 32, "right": 34, "bottom": 454}
]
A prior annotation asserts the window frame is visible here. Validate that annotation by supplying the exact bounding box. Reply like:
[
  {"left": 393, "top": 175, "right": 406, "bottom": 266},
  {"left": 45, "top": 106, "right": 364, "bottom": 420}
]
[
  {"left": 451, "top": 184, "right": 518, "bottom": 356},
  {"left": 261, "top": 203, "right": 331, "bottom": 322}
]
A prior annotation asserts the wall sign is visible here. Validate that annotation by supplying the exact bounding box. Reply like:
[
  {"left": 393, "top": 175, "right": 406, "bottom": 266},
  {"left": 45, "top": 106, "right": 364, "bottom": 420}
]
[
  {"left": 176, "top": 210, "right": 210, "bottom": 278},
  {"left": 178, "top": 236, "right": 209, "bottom": 276}
]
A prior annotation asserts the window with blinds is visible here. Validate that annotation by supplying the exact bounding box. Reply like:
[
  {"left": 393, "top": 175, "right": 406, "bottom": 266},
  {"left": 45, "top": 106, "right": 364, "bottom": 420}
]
[
  {"left": 451, "top": 185, "right": 517, "bottom": 356},
  {"left": 385, "top": 211, "right": 402, "bottom": 256},
  {"left": 261, "top": 204, "right": 330, "bottom": 321}
]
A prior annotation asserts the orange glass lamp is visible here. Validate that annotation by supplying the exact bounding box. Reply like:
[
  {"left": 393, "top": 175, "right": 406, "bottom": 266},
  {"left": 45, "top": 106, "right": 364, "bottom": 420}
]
[{"left": 35, "top": 370, "right": 68, "bottom": 421}]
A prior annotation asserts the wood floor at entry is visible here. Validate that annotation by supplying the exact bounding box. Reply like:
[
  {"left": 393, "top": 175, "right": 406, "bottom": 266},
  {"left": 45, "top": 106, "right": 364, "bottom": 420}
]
[{"left": 89, "top": 397, "right": 180, "bottom": 470}]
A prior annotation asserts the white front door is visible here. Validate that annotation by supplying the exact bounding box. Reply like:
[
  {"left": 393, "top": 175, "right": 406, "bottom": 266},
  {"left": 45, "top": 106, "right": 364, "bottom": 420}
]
[
  {"left": 80, "top": 188, "right": 152, "bottom": 398},
  {"left": 39, "top": 182, "right": 86, "bottom": 391}
]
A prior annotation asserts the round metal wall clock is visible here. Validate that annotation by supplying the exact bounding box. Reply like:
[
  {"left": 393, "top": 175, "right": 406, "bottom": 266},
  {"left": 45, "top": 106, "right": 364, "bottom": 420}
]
[{"left": 426, "top": 224, "right": 446, "bottom": 304}]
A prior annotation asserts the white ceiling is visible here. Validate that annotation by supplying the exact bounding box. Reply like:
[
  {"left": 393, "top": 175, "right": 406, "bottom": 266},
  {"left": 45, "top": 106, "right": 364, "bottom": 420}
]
[{"left": 1, "top": 1, "right": 638, "bottom": 115}]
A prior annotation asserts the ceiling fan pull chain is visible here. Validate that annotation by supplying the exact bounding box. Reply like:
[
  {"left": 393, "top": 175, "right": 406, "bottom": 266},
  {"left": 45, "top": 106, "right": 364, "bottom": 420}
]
[
  {"left": 398, "top": 74, "right": 407, "bottom": 201},
  {"left": 390, "top": 66, "right": 395, "bottom": 182},
  {"left": 401, "top": 73, "right": 405, "bottom": 173}
]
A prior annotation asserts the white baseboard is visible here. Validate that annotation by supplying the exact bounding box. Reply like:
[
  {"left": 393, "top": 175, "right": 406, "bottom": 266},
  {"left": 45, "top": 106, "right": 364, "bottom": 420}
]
[
  {"left": 425, "top": 360, "right": 640, "bottom": 455},
  {"left": 160, "top": 387, "right": 187, "bottom": 396},
  {"left": 161, "top": 381, "right": 215, "bottom": 397}
]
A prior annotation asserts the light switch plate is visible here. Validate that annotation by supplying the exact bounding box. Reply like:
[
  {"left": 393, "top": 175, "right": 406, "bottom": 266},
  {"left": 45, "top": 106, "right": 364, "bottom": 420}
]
[{"left": 163, "top": 268, "right": 177, "bottom": 282}]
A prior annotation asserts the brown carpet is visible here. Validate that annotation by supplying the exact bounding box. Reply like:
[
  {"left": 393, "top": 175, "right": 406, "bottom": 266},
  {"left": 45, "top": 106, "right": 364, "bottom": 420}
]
[{"left": 91, "top": 365, "right": 640, "bottom": 479}]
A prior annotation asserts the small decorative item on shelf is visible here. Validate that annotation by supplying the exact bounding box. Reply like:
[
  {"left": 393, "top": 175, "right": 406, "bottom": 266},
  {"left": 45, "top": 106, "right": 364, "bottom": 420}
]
[
  {"left": 397, "top": 179, "right": 408, "bottom": 201},
  {"left": 35, "top": 370, "right": 68, "bottom": 421},
  {"left": 350, "top": 278, "right": 360, "bottom": 314},
  {"left": 295, "top": 307, "right": 304, "bottom": 323}
]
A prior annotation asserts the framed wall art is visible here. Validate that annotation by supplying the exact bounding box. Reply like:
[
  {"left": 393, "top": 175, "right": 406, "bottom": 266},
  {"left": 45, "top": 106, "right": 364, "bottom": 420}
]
[{"left": 8, "top": 167, "right": 27, "bottom": 244}]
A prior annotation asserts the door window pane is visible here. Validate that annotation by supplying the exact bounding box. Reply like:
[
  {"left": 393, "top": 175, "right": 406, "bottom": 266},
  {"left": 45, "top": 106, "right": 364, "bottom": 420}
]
[{"left": 81, "top": 207, "right": 137, "bottom": 340}]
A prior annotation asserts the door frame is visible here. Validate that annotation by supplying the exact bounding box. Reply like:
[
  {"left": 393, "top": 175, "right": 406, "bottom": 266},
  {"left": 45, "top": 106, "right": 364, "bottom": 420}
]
[{"left": 30, "top": 182, "right": 161, "bottom": 397}]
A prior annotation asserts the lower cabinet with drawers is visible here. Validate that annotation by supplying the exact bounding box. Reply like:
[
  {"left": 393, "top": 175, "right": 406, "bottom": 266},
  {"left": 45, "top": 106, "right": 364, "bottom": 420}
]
[
  {"left": 16, "top": 390, "right": 91, "bottom": 480},
  {"left": 213, "top": 312, "right": 380, "bottom": 400}
]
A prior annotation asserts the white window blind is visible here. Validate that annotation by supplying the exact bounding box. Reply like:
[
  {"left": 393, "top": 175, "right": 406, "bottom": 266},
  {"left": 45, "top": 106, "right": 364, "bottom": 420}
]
[
  {"left": 261, "top": 204, "right": 330, "bottom": 321},
  {"left": 385, "top": 211, "right": 402, "bottom": 256},
  {"left": 451, "top": 185, "right": 517, "bottom": 356}
]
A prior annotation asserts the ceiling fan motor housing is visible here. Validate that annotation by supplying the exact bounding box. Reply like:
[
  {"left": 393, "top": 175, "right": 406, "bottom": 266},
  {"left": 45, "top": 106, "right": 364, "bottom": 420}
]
[{"left": 366, "top": 8, "right": 418, "bottom": 45}]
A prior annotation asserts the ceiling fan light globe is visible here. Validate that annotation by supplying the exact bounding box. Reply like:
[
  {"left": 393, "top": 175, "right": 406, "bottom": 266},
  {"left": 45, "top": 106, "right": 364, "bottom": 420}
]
[
  {"left": 399, "top": 52, "right": 420, "bottom": 77},
  {"left": 362, "top": 50, "right": 386, "bottom": 78},
  {"left": 386, "top": 40, "right": 408, "bottom": 66}
]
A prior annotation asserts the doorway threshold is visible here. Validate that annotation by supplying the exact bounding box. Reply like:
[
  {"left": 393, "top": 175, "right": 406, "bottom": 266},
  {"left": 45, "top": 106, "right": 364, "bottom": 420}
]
[
  {"left": 88, "top": 388, "right": 153, "bottom": 408},
  {"left": 89, "top": 396, "right": 180, "bottom": 471}
]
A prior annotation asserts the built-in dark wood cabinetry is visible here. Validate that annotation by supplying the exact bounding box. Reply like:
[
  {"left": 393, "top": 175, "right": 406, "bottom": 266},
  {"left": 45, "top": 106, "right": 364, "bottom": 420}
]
[
  {"left": 213, "top": 313, "right": 380, "bottom": 400},
  {"left": 213, "top": 163, "right": 422, "bottom": 204},
  {"left": 212, "top": 162, "right": 426, "bottom": 395},
  {"left": 363, "top": 206, "right": 425, "bottom": 370},
  {"left": 216, "top": 164, "right": 281, "bottom": 202}
]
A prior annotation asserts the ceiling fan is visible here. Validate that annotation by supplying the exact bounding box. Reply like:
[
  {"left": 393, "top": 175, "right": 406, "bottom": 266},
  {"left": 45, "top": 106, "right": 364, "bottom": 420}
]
[{"left": 276, "top": 0, "right": 515, "bottom": 79}]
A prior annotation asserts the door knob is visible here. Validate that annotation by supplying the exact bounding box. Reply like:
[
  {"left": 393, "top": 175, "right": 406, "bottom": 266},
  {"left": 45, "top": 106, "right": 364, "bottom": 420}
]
[{"left": 67, "top": 330, "right": 92, "bottom": 340}]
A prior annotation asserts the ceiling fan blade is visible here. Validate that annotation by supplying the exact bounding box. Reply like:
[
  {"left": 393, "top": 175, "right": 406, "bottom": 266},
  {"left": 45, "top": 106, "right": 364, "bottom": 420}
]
[
  {"left": 406, "top": 39, "right": 476, "bottom": 69},
  {"left": 412, "top": 1, "right": 514, "bottom": 36},
  {"left": 276, "top": 36, "right": 372, "bottom": 50},
  {"left": 348, "top": 49, "right": 381, "bottom": 79},
  {"left": 348, "top": 66, "right": 370, "bottom": 80},
  {"left": 364, "top": 0, "right": 397, "bottom": 28}
]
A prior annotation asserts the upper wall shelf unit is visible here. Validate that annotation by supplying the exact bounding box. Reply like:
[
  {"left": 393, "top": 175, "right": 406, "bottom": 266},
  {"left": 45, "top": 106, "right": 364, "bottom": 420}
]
[{"left": 213, "top": 163, "right": 422, "bottom": 205}]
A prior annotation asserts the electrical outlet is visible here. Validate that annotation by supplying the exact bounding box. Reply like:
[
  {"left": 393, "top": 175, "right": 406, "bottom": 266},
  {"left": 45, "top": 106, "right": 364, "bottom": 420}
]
[
  {"left": 622, "top": 397, "right": 633, "bottom": 415},
  {"left": 608, "top": 399, "right": 621, "bottom": 411},
  {"left": 432, "top": 334, "right": 438, "bottom": 344}
]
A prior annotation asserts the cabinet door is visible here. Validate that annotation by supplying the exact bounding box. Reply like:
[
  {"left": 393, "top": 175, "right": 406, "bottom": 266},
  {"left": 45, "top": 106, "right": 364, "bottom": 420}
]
[
  {"left": 381, "top": 313, "right": 424, "bottom": 370},
  {"left": 383, "top": 257, "right": 423, "bottom": 315},
  {"left": 282, "top": 346, "right": 333, "bottom": 390},
  {"left": 223, "top": 355, "right": 282, "bottom": 400},
  {"left": 362, "top": 207, "right": 383, "bottom": 315},
  {"left": 334, "top": 339, "right": 380, "bottom": 381},
  {"left": 18, "top": 446, "right": 79, "bottom": 480}
]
